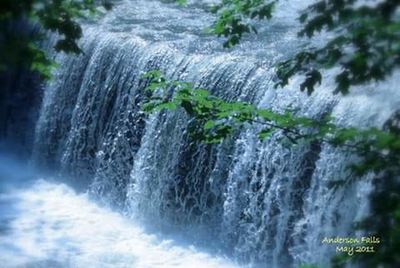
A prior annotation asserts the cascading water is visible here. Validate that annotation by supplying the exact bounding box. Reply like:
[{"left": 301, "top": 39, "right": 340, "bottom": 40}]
[
  {"left": 6, "top": 0, "right": 398, "bottom": 267},
  {"left": 0, "top": 154, "right": 238, "bottom": 268}
]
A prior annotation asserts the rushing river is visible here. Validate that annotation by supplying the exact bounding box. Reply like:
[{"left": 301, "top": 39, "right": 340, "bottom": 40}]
[
  {"left": 1, "top": 0, "right": 400, "bottom": 267},
  {"left": 0, "top": 155, "right": 239, "bottom": 268}
]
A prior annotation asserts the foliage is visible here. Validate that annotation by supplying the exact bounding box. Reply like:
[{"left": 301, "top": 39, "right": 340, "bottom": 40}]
[
  {"left": 333, "top": 112, "right": 400, "bottom": 268},
  {"left": 1, "top": 0, "right": 398, "bottom": 266},
  {"left": 142, "top": 71, "right": 399, "bottom": 173},
  {"left": 176, "top": 0, "right": 275, "bottom": 48},
  {"left": 142, "top": 70, "right": 400, "bottom": 267},
  {"left": 277, "top": 0, "right": 400, "bottom": 95},
  {"left": 193, "top": 0, "right": 400, "bottom": 95},
  {"left": 142, "top": 70, "right": 319, "bottom": 144},
  {"left": 208, "top": 0, "right": 276, "bottom": 48},
  {"left": 0, "top": 0, "right": 112, "bottom": 78},
  {"left": 170, "top": 1, "right": 400, "bottom": 264}
]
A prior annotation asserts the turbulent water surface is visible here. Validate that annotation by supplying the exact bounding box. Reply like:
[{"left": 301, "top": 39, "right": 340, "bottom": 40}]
[
  {"left": 0, "top": 155, "right": 239, "bottom": 268},
  {"left": 2, "top": 0, "right": 400, "bottom": 267}
]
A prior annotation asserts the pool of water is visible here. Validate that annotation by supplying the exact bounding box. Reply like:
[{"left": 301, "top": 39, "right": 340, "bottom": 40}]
[{"left": 0, "top": 171, "right": 239, "bottom": 268}]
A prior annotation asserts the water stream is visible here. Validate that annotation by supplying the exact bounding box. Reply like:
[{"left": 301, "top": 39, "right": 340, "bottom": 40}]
[
  {"left": 0, "top": 156, "right": 238, "bottom": 268},
  {"left": 1, "top": 0, "right": 400, "bottom": 267}
]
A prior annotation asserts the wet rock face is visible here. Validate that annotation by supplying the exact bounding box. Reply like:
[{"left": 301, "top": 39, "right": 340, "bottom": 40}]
[
  {"left": 0, "top": 21, "right": 43, "bottom": 159},
  {"left": 0, "top": 69, "right": 42, "bottom": 158}
]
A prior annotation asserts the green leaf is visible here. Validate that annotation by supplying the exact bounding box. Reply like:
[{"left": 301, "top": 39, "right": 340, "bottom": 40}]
[
  {"left": 204, "top": 120, "right": 215, "bottom": 130},
  {"left": 258, "top": 128, "right": 274, "bottom": 140}
]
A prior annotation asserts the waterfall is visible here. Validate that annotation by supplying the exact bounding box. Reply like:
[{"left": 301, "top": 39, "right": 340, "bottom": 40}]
[{"left": 30, "top": 0, "right": 400, "bottom": 267}]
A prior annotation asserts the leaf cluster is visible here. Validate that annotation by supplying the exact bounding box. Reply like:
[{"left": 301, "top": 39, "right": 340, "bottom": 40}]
[
  {"left": 0, "top": 0, "right": 112, "bottom": 78},
  {"left": 142, "top": 71, "right": 400, "bottom": 166},
  {"left": 142, "top": 70, "right": 322, "bottom": 144},
  {"left": 200, "top": 0, "right": 400, "bottom": 94},
  {"left": 143, "top": 71, "right": 400, "bottom": 267},
  {"left": 207, "top": 0, "right": 276, "bottom": 47},
  {"left": 277, "top": 0, "right": 400, "bottom": 94}
]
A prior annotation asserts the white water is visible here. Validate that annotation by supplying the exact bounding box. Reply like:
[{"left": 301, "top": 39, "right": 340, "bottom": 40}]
[
  {"left": 10, "top": 0, "right": 400, "bottom": 267},
  {"left": 0, "top": 177, "right": 239, "bottom": 268}
]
